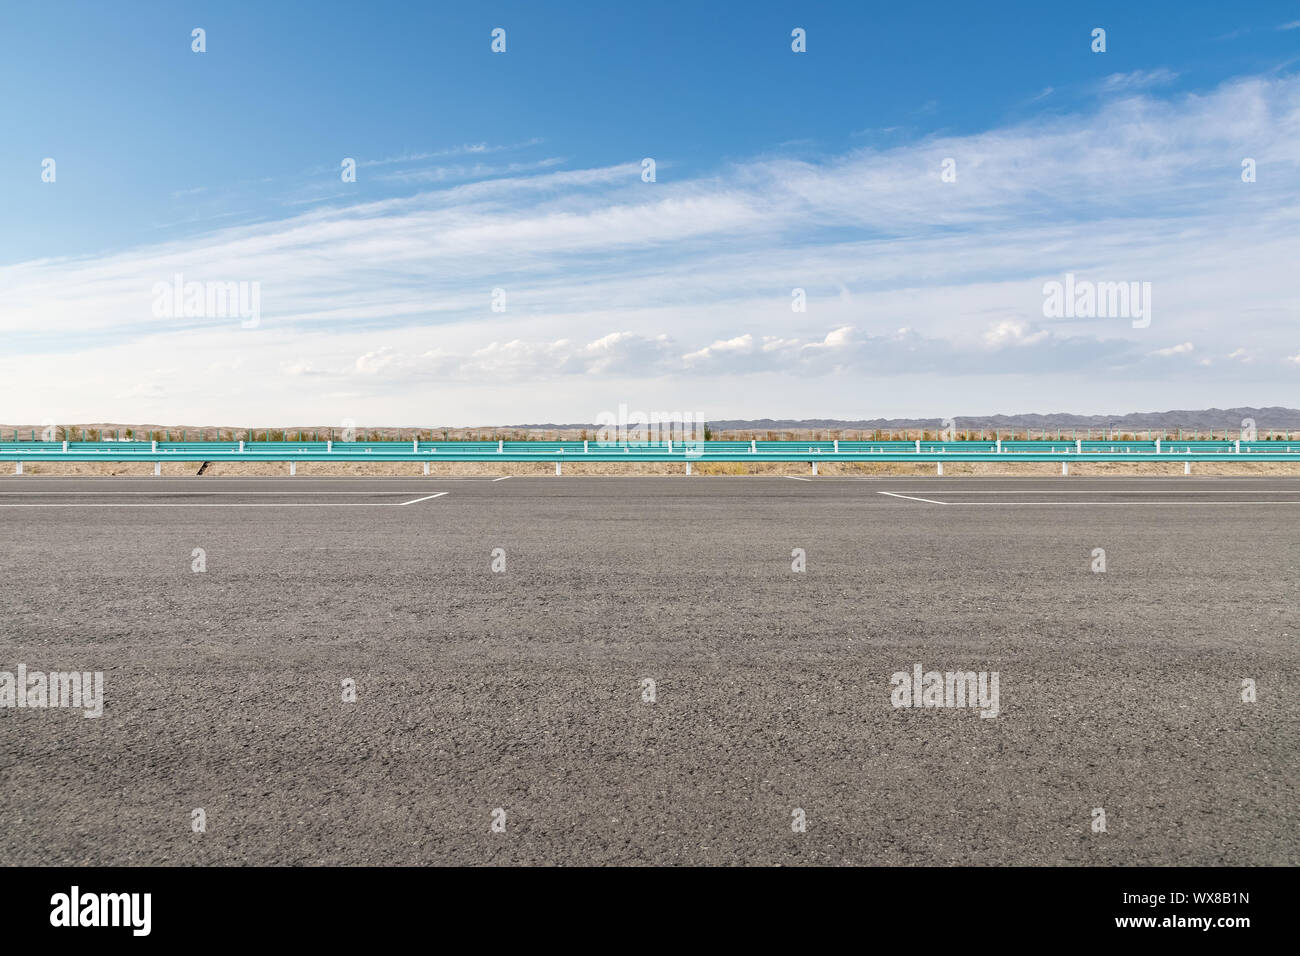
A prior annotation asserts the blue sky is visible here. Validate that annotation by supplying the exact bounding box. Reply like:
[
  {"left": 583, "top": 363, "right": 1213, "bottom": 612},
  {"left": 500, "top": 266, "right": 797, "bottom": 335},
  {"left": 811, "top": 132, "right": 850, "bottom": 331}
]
[{"left": 2, "top": 1, "right": 1299, "bottom": 424}]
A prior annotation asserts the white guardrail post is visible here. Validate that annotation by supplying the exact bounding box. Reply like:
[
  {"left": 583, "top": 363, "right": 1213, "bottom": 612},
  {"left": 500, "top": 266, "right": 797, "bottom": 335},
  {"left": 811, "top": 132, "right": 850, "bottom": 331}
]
[
  {"left": 413, "top": 439, "right": 418, "bottom": 453},
  {"left": 1076, "top": 439, "right": 1081, "bottom": 454},
  {"left": 327, "top": 440, "right": 332, "bottom": 453},
  {"left": 1155, "top": 438, "right": 1160, "bottom": 454},
  {"left": 14, "top": 461, "right": 22, "bottom": 474},
  {"left": 500, "top": 440, "right": 504, "bottom": 453},
  {"left": 750, "top": 439, "right": 756, "bottom": 454},
  {"left": 151, "top": 440, "right": 157, "bottom": 452},
  {"left": 239, "top": 440, "right": 245, "bottom": 453},
  {"left": 834, "top": 439, "right": 839, "bottom": 453},
  {"left": 996, "top": 438, "right": 1002, "bottom": 454},
  {"left": 1235, "top": 440, "right": 1240, "bottom": 454},
  {"left": 63, "top": 440, "right": 69, "bottom": 452}
]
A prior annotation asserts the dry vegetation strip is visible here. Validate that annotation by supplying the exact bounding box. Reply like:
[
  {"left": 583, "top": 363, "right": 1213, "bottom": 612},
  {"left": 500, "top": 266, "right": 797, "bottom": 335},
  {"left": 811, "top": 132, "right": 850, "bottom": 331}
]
[{"left": 9, "top": 461, "right": 1300, "bottom": 478}]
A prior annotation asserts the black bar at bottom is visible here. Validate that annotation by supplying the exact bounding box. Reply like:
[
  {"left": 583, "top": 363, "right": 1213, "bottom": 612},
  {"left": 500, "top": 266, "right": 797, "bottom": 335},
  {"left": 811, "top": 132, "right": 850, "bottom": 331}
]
[{"left": 0, "top": 865, "right": 1282, "bottom": 942}]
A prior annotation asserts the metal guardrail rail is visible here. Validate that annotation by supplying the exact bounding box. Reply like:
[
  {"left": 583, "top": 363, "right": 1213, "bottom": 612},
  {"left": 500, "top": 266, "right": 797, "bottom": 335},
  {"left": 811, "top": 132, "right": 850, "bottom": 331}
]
[{"left": 3, "top": 439, "right": 1300, "bottom": 475}]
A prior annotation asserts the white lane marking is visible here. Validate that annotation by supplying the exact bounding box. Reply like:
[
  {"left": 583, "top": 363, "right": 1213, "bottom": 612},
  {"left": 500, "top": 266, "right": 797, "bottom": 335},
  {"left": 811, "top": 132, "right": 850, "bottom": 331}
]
[
  {"left": 0, "top": 492, "right": 450, "bottom": 508},
  {"left": 493, "top": 476, "right": 510, "bottom": 481},
  {"left": 878, "top": 491, "right": 948, "bottom": 504},
  {"left": 489, "top": 475, "right": 831, "bottom": 479},
  {"left": 399, "top": 492, "right": 449, "bottom": 505},
  {"left": 0, "top": 476, "right": 503, "bottom": 482},
  {"left": 789, "top": 476, "right": 1275, "bottom": 482},
  {"left": 5, "top": 499, "right": 1297, "bottom": 509},
  {"left": 903, "top": 501, "right": 1300, "bottom": 506},
  {"left": 880, "top": 489, "right": 1299, "bottom": 494},
  {"left": 786, "top": 476, "right": 812, "bottom": 481},
  {"left": 0, "top": 491, "right": 415, "bottom": 496}
]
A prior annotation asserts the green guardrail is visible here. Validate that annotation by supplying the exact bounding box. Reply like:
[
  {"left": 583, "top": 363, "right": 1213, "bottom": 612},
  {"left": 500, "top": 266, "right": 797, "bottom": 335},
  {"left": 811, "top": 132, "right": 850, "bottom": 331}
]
[{"left": 2, "top": 438, "right": 1299, "bottom": 468}]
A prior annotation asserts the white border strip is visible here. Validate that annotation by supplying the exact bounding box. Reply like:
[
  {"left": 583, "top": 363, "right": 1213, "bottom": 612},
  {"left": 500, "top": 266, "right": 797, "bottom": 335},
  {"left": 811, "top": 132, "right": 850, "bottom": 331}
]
[
  {"left": 0, "top": 492, "right": 449, "bottom": 508},
  {"left": 877, "top": 491, "right": 948, "bottom": 504}
]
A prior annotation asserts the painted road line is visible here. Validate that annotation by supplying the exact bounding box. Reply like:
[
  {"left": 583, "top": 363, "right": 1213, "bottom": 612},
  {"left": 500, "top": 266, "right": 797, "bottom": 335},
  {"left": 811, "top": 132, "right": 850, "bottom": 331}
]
[
  {"left": 878, "top": 491, "right": 948, "bottom": 504},
  {"left": 0, "top": 475, "right": 509, "bottom": 482},
  {"left": 885, "top": 489, "right": 1300, "bottom": 494},
  {"left": 909, "top": 500, "right": 1300, "bottom": 506},
  {"left": 0, "top": 493, "right": 450, "bottom": 508},
  {"left": 0, "top": 491, "right": 417, "bottom": 496}
]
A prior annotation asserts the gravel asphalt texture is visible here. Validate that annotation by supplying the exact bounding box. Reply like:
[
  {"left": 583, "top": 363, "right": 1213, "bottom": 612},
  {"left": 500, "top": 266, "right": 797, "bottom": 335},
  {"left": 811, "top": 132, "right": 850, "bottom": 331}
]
[{"left": 1, "top": 476, "right": 1296, "bottom": 865}]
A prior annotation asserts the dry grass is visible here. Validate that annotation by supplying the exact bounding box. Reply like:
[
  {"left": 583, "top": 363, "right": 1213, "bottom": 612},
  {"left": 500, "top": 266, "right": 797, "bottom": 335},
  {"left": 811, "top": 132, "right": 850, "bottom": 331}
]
[
  {"left": 6, "top": 422, "right": 1297, "bottom": 443},
  {"left": 7, "top": 459, "right": 1300, "bottom": 478},
  {"left": 14, "top": 461, "right": 200, "bottom": 477}
]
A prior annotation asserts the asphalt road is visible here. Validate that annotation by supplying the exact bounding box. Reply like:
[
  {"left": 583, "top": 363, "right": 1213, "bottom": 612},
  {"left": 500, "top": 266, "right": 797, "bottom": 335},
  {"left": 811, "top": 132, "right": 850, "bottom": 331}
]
[{"left": 1, "top": 476, "right": 1296, "bottom": 865}]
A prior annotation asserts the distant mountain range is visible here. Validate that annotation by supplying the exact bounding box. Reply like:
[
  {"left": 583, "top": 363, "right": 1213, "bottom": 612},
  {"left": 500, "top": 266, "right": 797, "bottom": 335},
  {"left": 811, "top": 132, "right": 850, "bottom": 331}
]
[{"left": 515, "top": 407, "right": 1300, "bottom": 430}]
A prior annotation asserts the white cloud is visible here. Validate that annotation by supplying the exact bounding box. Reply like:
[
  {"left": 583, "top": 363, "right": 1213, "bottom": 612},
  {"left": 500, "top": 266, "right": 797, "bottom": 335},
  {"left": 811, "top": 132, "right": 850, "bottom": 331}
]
[
  {"left": 358, "top": 139, "right": 545, "bottom": 167},
  {"left": 376, "top": 157, "right": 566, "bottom": 184},
  {"left": 1151, "top": 342, "right": 1194, "bottom": 356},
  {"left": 1098, "top": 69, "right": 1180, "bottom": 93},
  {"left": 984, "top": 320, "right": 1048, "bottom": 347},
  {"left": 684, "top": 334, "right": 756, "bottom": 363},
  {"left": 3, "top": 74, "right": 1300, "bottom": 421}
]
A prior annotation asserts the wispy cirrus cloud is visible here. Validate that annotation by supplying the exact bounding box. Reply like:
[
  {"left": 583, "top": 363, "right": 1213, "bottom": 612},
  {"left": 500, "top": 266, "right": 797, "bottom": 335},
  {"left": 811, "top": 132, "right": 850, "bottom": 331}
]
[
  {"left": 2, "top": 74, "right": 1298, "bottom": 422},
  {"left": 1097, "top": 68, "right": 1180, "bottom": 93},
  {"left": 358, "top": 139, "right": 545, "bottom": 168},
  {"left": 375, "top": 157, "right": 566, "bottom": 184}
]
